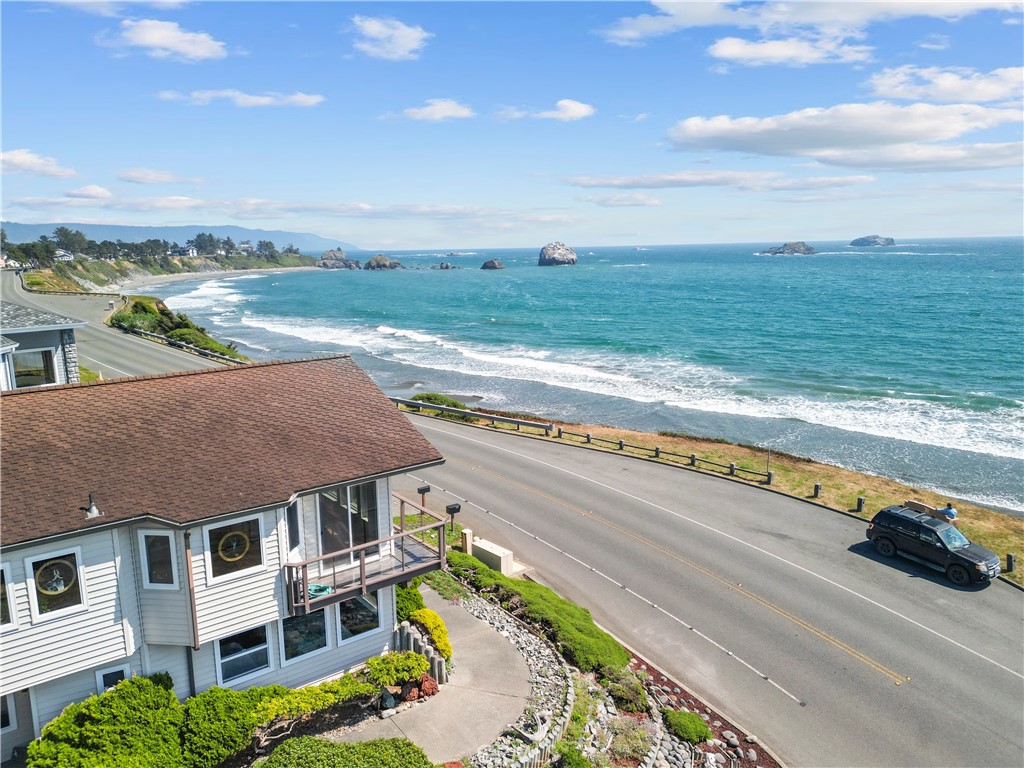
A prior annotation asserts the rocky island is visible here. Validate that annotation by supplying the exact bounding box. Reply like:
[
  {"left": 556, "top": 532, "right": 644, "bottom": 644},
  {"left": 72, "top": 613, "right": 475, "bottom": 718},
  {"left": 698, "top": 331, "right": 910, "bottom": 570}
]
[
  {"left": 363, "top": 254, "right": 404, "bottom": 270},
  {"left": 538, "top": 242, "right": 577, "bottom": 266},
  {"left": 850, "top": 235, "right": 895, "bottom": 246},
  {"left": 481, "top": 259, "right": 505, "bottom": 270},
  {"left": 318, "top": 249, "right": 360, "bottom": 270},
  {"left": 757, "top": 241, "right": 819, "bottom": 255}
]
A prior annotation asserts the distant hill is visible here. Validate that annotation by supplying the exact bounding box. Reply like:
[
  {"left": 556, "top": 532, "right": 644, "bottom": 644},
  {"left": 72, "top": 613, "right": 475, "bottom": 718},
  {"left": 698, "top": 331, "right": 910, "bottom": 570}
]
[{"left": 1, "top": 221, "right": 358, "bottom": 253}]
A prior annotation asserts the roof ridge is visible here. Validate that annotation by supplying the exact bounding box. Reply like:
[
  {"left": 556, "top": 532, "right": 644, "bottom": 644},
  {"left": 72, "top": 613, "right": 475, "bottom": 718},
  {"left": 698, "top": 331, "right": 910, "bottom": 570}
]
[{"left": 0, "top": 354, "right": 352, "bottom": 397}]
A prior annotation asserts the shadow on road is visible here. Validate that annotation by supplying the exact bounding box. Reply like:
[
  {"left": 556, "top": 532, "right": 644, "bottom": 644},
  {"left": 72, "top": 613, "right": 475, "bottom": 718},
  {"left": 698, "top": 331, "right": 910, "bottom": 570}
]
[{"left": 846, "top": 540, "right": 990, "bottom": 592}]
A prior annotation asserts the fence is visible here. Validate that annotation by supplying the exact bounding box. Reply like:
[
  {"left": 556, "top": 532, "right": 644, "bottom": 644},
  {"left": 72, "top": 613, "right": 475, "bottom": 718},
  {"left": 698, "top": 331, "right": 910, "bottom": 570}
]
[
  {"left": 115, "top": 325, "right": 245, "bottom": 365},
  {"left": 390, "top": 397, "right": 555, "bottom": 434}
]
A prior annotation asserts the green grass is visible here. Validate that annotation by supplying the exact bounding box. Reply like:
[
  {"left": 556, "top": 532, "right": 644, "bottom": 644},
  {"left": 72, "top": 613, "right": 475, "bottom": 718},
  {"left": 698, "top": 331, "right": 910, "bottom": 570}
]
[{"left": 78, "top": 366, "right": 100, "bottom": 383}]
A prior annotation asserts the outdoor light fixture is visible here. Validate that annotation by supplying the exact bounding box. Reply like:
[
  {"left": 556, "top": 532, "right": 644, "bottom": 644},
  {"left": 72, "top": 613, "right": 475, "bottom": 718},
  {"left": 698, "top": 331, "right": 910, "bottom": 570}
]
[
  {"left": 80, "top": 492, "right": 103, "bottom": 519},
  {"left": 446, "top": 503, "right": 461, "bottom": 535},
  {"left": 417, "top": 484, "right": 431, "bottom": 509}
]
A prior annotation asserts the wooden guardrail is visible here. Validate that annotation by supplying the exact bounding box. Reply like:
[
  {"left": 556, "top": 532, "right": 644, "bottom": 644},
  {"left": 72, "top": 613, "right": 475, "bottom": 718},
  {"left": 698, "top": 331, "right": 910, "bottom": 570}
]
[
  {"left": 390, "top": 397, "right": 555, "bottom": 434},
  {"left": 114, "top": 325, "right": 245, "bottom": 365}
]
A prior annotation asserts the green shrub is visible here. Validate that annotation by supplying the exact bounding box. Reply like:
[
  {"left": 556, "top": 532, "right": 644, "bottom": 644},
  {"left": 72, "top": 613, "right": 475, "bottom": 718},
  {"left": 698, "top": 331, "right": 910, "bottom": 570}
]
[
  {"left": 599, "top": 665, "right": 648, "bottom": 713},
  {"left": 662, "top": 708, "right": 712, "bottom": 744},
  {"left": 146, "top": 671, "right": 174, "bottom": 691},
  {"left": 555, "top": 741, "right": 592, "bottom": 768},
  {"left": 395, "top": 583, "right": 426, "bottom": 622},
  {"left": 606, "top": 716, "right": 654, "bottom": 760},
  {"left": 263, "top": 736, "right": 432, "bottom": 767},
  {"left": 408, "top": 607, "right": 453, "bottom": 660},
  {"left": 447, "top": 551, "right": 629, "bottom": 673},
  {"left": 181, "top": 686, "right": 262, "bottom": 768},
  {"left": 166, "top": 328, "right": 244, "bottom": 359},
  {"left": 364, "top": 651, "right": 430, "bottom": 687},
  {"left": 252, "top": 676, "right": 375, "bottom": 723},
  {"left": 410, "top": 393, "right": 476, "bottom": 422},
  {"left": 28, "top": 678, "right": 184, "bottom": 768}
]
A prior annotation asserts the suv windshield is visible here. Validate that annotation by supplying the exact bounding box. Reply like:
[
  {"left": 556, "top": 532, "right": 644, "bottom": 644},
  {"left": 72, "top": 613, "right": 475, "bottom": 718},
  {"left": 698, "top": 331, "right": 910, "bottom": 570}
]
[{"left": 938, "top": 526, "right": 970, "bottom": 550}]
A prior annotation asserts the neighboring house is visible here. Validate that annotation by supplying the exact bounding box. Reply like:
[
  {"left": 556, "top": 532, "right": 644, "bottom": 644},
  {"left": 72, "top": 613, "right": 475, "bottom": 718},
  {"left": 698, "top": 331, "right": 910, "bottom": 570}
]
[
  {"left": 0, "top": 301, "right": 85, "bottom": 391},
  {"left": 0, "top": 357, "right": 446, "bottom": 759},
  {"left": 53, "top": 250, "right": 75, "bottom": 262}
]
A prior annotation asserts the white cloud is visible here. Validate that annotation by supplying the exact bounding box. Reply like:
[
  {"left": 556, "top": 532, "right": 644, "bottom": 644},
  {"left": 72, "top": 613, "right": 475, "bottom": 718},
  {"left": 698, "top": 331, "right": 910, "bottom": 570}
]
[
  {"left": 118, "top": 167, "right": 199, "bottom": 184},
  {"left": 535, "top": 99, "right": 596, "bottom": 121},
  {"left": 667, "top": 102, "right": 1020, "bottom": 157},
  {"left": 1, "top": 148, "right": 76, "bottom": 177},
  {"left": 568, "top": 170, "right": 875, "bottom": 191},
  {"left": 401, "top": 98, "right": 474, "bottom": 121},
  {"left": 112, "top": 19, "right": 226, "bottom": 61},
  {"left": 708, "top": 36, "right": 872, "bottom": 66},
  {"left": 352, "top": 16, "right": 432, "bottom": 61},
  {"left": 66, "top": 185, "right": 112, "bottom": 199},
  {"left": 157, "top": 89, "right": 325, "bottom": 107},
  {"left": 495, "top": 106, "right": 530, "bottom": 121},
  {"left": 809, "top": 142, "right": 1024, "bottom": 172},
  {"left": 866, "top": 66, "right": 1024, "bottom": 103},
  {"left": 52, "top": 1, "right": 189, "bottom": 15},
  {"left": 916, "top": 33, "right": 951, "bottom": 50},
  {"left": 580, "top": 193, "right": 663, "bottom": 207}
]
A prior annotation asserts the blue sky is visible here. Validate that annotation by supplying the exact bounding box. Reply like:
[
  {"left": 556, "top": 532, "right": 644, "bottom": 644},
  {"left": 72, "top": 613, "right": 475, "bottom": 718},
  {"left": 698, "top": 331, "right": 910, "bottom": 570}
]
[{"left": 2, "top": 1, "right": 1022, "bottom": 249}]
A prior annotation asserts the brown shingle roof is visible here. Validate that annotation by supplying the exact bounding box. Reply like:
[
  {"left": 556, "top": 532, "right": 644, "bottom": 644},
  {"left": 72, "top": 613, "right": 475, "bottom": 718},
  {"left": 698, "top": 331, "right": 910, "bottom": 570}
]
[{"left": 0, "top": 356, "right": 444, "bottom": 547}]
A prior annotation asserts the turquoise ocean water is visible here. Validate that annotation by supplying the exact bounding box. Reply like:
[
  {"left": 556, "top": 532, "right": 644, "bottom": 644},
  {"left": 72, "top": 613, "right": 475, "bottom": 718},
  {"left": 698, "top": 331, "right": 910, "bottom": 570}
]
[{"left": 157, "top": 237, "right": 1023, "bottom": 513}]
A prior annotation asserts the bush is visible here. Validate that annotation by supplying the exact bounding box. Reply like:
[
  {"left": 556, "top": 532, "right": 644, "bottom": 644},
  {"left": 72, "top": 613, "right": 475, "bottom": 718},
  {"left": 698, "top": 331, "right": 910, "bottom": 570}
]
[
  {"left": 600, "top": 665, "right": 648, "bottom": 713},
  {"left": 662, "top": 708, "right": 712, "bottom": 744},
  {"left": 447, "top": 551, "right": 629, "bottom": 673},
  {"left": 146, "top": 671, "right": 174, "bottom": 691},
  {"left": 408, "top": 608, "right": 453, "bottom": 660},
  {"left": 252, "top": 676, "right": 375, "bottom": 723},
  {"left": 263, "top": 736, "right": 432, "bottom": 767},
  {"left": 181, "top": 686, "right": 264, "bottom": 768},
  {"left": 606, "top": 716, "right": 655, "bottom": 760},
  {"left": 28, "top": 678, "right": 184, "bottom": 768},
  {"left": 364, "top": 652, "right": 431, "bottom": 687},
  {"left": 555, "top": 741, "right": 592, "bottom": 768},
  {"left": 395, "top": 583, "right": 426, "bottom": 623},
  {"left": 410, "top": 393, "right": 476, "bottom": 422},
  {"left": 166, "top": 328, "right": 244, "bottom": 359}
]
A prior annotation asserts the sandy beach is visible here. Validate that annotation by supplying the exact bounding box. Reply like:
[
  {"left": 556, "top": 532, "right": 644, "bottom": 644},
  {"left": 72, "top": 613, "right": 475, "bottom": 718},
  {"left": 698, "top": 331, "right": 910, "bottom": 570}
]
[{"left": 110, "top": 265, "right": 320, "bottom": 294}]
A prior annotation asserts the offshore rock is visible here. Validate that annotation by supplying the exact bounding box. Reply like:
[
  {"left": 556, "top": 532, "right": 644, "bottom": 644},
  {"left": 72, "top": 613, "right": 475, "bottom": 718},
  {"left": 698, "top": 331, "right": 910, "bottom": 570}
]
[
  {"left": 757, "top": 241, "right": 819, "bottom": 255},
  {"left": 319, "top": 249, "right": 360, "bottom": 269},
  {"left": 481, "top": 259, "right": 505, "bottom": 270},
  {"left": 850, "top": 234, "right": 895, "bottom": 246},
  {"left": 363, "top": 254, "right": 404, "bottom": 270},
  {"left": 538, "top": 241, "right": 577, "bottom": 266}
]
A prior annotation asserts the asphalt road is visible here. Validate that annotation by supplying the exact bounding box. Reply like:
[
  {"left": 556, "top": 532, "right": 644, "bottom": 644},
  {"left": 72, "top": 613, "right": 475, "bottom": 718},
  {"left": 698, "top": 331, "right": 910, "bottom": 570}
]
[
  {"left": 6, "top": 271, "right": 1022, "bottom": 766},
  {"left": 1, "top": 271, "right": 222, "bottom": 378},
  {"left": 394, "top": 417, "right": 1024, "bottom": 768}
]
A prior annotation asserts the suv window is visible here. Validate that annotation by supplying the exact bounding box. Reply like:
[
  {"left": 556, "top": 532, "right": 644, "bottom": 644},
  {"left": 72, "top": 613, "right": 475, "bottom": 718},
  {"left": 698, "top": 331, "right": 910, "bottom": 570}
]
[
  {"left": 919, "top": 529, "right": 939, "bottom": 546},
  {"left": 889, "top": 517, "right": 919, "bottom": 536}
]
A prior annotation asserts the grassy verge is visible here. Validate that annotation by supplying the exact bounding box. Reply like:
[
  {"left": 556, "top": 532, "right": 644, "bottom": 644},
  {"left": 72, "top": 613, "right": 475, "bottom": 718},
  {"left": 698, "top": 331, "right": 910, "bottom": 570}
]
[
  {"left": 78, "top": 366, "right": 100, "bottom": 383},
  {"left": 22, "top": 270, "right": 87, "bottom": 292},
  {"left": 401, "top": 403, "right": 1023, "bottom": 586},
  {"left": 110, "top": 295, "right": 248, "bottom": 361}
]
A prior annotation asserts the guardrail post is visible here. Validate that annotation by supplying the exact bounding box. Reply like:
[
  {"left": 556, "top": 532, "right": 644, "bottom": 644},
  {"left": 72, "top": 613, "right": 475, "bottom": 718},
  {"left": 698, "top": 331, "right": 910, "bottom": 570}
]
[
  {"left": 586, "top": 433, "right": 592, "bottom": 444},
  {"left": 728, "top": 462, "right": 736, "bottom": 476},
  {"left": 618, "top": 439, "right": 625, "bottom": 450},
  {"left": 856, "top": 496, "right": 865, "bottom": 513},
  {"left": 557, "top": 427, "right": 563, "bottom": 439},
  {"left": 690, "top": 453, "right": 697, "bottom": 466},
  {"left": 1007, "top": 553, "right": 1016, "bottom": 573},
  {"left": 654, "top": 446, "right": 661, "bottom": 459},
  {"left": 812, "top": 483, "right": 822, "bottom": 498},
  {"left": 766, "top": 471, "right": 774, "bottom": 485}
]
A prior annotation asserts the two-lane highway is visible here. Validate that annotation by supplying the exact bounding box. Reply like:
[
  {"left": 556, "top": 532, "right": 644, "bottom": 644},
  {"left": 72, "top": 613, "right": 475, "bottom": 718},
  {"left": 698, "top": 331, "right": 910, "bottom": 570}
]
[{"left": 395, "top": 417, "right": 1024, "bottom": 767}]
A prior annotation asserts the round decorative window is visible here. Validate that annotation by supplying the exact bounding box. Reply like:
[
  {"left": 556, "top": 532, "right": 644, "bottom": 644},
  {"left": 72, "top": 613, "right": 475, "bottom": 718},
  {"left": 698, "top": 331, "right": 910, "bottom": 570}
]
[
  {"left": 217, "top": 531, "right": 251, "bottom": 562},
  {"left": 35, "top": 559, "right": 77, "bottom": 595}
]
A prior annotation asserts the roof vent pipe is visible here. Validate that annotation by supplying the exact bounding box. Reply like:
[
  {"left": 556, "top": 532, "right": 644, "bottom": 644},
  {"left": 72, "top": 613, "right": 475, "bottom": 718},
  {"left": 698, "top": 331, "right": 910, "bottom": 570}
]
[{"left": 81, "top": 492, "right": 103, "bottom": 519}]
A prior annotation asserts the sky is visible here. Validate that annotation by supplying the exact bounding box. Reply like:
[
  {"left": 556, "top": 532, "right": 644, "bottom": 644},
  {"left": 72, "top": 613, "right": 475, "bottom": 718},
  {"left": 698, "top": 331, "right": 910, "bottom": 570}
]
[{"left": 2, "top": 1, "right": 1022, "bottom": 250}]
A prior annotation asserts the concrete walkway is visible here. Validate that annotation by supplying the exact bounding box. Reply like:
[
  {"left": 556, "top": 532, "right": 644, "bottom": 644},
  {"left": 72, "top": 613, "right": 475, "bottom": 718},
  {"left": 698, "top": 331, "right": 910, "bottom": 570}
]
[{"left": 332, "top": 587, "right": 532, "bottom": 764}]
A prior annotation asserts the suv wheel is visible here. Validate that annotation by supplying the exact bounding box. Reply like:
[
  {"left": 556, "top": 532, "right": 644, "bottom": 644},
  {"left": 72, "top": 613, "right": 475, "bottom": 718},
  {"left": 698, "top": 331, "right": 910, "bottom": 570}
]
[
  {"left": 947, "top": 564, "right": 971, "bottom": 586},
  {"left": 874, "top": 537, "right": 896, "bottom": 557}
]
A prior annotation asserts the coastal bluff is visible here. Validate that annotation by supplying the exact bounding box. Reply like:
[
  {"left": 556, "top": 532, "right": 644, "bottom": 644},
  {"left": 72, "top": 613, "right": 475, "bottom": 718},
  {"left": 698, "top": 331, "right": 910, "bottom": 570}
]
[
  {"left": 757, "top": 241, "right": 819, "bottom": 255},
  {"left": 538, "top": 242, "right": 577, "bottom": 266},
  {"left": 850, "top": 235, "right": 895, "bottom": 246}
]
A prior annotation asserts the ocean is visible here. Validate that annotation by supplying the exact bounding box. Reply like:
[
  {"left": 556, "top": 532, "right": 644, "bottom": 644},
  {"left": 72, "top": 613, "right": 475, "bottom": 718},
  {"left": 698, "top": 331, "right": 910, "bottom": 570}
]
[{"left": 156, "top": 237, "right": 1024, "bottom": 513}]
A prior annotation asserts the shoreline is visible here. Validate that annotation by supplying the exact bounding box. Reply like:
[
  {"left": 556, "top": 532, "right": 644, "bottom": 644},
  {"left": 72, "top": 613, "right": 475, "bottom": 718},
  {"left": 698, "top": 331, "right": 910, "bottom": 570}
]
[{"left": 106, "top": 265, "right": 319, "bottom": 294}]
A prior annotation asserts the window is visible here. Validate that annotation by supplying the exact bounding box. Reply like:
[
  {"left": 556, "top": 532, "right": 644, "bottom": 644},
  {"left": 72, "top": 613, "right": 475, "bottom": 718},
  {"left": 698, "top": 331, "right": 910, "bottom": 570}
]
[
  {"left": 0, "top": 565, "right": 14, "bottom": 629},
  {"left": 281, "top": 610, "right": 328, "bottom": 663},
  {"left": 338, "top": 591, "right": 380, "bottom": 642},
  {"left": 205, "top": 517, "right": 263, "bottom": 581},
  {"left": 95, "top": 665, "right": 130, "bottom": 693},
  {"left": 1, "top": 694, "right": 15, "bottom": 733},
  {"left": 317, "top": 482, "right": 380, "bottom": 561},
  {"left": 217, "top": 625, "right": 270, "bottom": 684},
  {"left": 138, "top": 530, "right": 178, "bottom": 589},
  {"left": 25, "top": 548, "right": 87, "bottom": 620},
  {"left": 286, "top": 502, "right": 302, "bottom": 554},
  {"left": 12, "top": 348, "right": 56, "bottom": 388}
]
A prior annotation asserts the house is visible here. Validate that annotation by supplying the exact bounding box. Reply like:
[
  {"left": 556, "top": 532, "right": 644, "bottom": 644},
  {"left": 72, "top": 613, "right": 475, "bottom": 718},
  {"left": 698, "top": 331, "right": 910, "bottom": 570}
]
[
  {"left": 53, "top": 250, "right": 75, "bottom": 262},
  {"left": 0, "top": 357, "right": 446, "bottom": 759},
  {"left": 0, "top": 302, "right": 86, "bottom": 391}
]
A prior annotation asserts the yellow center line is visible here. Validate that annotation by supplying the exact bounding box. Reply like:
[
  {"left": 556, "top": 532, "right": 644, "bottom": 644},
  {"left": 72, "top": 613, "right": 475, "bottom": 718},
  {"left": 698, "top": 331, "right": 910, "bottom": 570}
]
[{"left": 454, "top": 457, "right": 910, "bottom": 686}]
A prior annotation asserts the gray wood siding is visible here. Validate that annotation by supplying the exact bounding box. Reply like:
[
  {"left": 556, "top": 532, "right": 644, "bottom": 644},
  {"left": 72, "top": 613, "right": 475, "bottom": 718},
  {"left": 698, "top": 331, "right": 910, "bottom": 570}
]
[
  {"left": 31, "top": 651, "right": 143, "bottom": 734},
  {"left": 192, "top": 509, "right": 283, "bottom": 646},
  {"left": 1, "top": 691, "right": 34, "bottom": 761},
  {"left": 144, "top": 644, "right": 192, "bottom": 701},
  {"left": 0, "top": 532, "right": 133, "bottom": 694},
  {"left": 134, "top": 526, "right": 193, "bottom": 646}
]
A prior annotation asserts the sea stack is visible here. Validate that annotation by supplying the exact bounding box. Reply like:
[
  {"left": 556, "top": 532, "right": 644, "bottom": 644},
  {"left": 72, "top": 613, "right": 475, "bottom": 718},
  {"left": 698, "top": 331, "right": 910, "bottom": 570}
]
[
  {"left": 850, "top": 235, "right": 895, "bottom": 246},
  {"left": 363, "top": 254, "right": 403, "bottom": 270},
  {"left": 538, "top": 242, "right": 577, "bottom": 266},
  {"left": 757, "top": 241, "right": 819, "bottom": 255},
  {"left": 318, "top": 249, "right": 361, "bottom": 269},
  {"left": 481, "top": 259, "right": 505, "bottom": 270}
]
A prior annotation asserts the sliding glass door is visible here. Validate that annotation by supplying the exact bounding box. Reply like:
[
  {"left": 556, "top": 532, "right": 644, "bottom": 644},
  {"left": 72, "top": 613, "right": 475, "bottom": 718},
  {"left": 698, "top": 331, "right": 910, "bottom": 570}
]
[{"left": 318, "top": 481, "right": 380, "bottom": 563}]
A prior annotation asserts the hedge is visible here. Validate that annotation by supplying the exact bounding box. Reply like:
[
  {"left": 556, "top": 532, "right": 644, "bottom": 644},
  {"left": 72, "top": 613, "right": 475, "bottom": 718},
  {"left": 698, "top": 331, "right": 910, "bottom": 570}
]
[
  {"left": 262, "top": 736, "right": 432, "bottom": 767},
  {"left": 446, "top": 551, "right": 629, "bottom": 673},
  {"left": 395, "top": 583, "right": 426, "bottom": 623},
  {"left": 408, "top": 607, "right": 453, "bottom": 661}
]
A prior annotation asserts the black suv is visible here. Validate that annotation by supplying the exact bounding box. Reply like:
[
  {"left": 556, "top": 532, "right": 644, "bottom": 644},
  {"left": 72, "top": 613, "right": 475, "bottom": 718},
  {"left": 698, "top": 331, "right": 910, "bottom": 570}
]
[{"left": 866, "top": 505, "right": 1001, "bottom": 585}]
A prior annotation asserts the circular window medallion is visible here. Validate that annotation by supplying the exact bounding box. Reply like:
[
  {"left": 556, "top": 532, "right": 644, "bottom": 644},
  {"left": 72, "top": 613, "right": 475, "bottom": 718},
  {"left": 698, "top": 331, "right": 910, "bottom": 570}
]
[
  {"left": 35, "top": 559, "right": 77, "bottom": 595},
  {"left": 218, "top": 531, "right": 251, "bottom": 562}
]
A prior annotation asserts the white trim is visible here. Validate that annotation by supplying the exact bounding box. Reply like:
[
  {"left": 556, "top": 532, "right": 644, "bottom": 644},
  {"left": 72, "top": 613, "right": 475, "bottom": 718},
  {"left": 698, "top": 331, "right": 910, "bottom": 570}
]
[
  {"left": 284, "top": 501, "right": 303, "bottom": 563},
  {"left": 279, "top": 607, "right": 332, "bottom": 667},
  {"left": 0, "top": 693, "right": 16, "bottom": 734},
  {"left": 95, "top": 664, "right": 131, "bottom": 693},
  {"left": 201, "top": 514, "right": 266, "bottom": 587},
  {"left": 336, "top": 590, "right": 381, "bottom": 645},
  {"left": 23, "top": 545, "right": 89, "bottom": 622},
  {"left": 137, "top": 529, "right": 180, "bottom": 590},
  {"left": 10, "top": 345, "right": 59, "bottom": 388},
  {"left": 0, "top": 562, "right": 16, "bottom": 632},
  {"left": 213, "top": 623, "right": 273, "bottom": 686}
]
